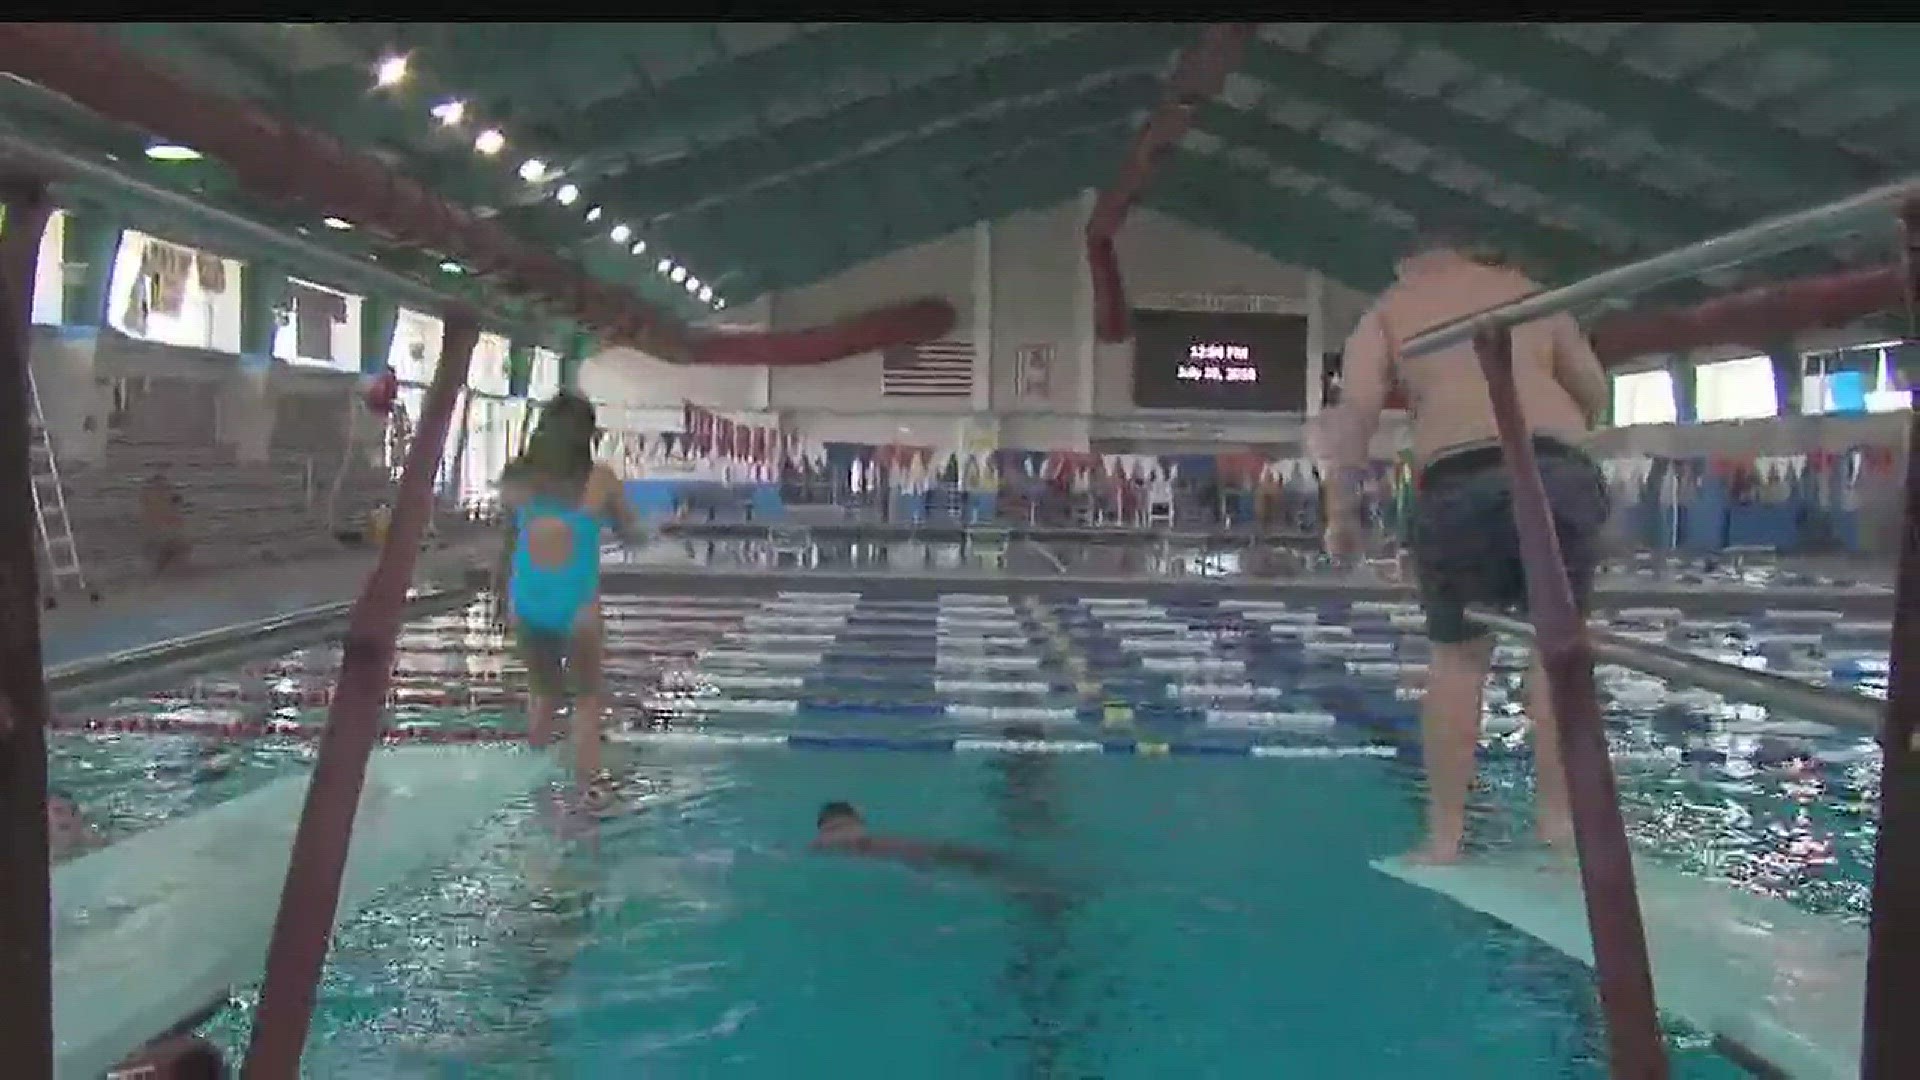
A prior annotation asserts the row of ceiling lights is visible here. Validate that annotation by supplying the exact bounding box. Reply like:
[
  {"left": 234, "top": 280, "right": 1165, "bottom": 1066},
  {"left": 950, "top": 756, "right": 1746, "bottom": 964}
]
[
  {"left": 374, "top": 53, "right": 724, "bottom": 311},
  {"left": 142, "top": 51, "right": 725, "bottom": 313}
]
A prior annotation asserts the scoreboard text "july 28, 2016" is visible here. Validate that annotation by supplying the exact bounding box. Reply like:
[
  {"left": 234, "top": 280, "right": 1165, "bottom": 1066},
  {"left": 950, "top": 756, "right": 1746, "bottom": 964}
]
[{"left": 1178, "top": 342, "right": 1256, "bottom": 383}]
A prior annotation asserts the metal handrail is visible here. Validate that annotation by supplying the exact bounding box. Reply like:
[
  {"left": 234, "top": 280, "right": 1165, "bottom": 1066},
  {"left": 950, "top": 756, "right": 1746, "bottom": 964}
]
[
  {"left": 1470, "top": 608, "right": 1884, "bottom": 732},
  {"left": 1402, "top": 175, "right": 1919, "bottom": 359}
]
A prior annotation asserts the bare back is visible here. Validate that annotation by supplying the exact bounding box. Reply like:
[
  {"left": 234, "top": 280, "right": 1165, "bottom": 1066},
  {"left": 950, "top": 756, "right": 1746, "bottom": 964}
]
[
  {"left": 1340, "top": 255, "right": 1610, "bottom": 468},
  {"left": 515, "top": 467, "right": 624, "bottom": 567}
]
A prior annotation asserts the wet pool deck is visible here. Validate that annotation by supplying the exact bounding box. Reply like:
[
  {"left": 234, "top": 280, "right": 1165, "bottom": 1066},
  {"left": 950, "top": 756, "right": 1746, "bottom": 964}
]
[{"left": 38, "top": 539, "right": 494, "bottom": 668}]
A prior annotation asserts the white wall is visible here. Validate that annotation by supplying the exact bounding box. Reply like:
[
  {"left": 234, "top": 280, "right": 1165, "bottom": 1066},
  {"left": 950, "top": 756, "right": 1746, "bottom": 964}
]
[{"left": 574, "top": 196, "right": 1374, "bottom": 453}]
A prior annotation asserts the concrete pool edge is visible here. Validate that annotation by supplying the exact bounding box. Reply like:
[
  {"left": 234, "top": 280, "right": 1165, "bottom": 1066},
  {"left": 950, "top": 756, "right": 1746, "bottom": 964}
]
[
  {"left": 46, "top": 588, "right": 476, "bottom": 713},
  {"left": 1375, "top": 852, "right": 1864, "bottom": 1080},
  {"left": 52, "top": 745, "right": 555, "bottom": 1080}
]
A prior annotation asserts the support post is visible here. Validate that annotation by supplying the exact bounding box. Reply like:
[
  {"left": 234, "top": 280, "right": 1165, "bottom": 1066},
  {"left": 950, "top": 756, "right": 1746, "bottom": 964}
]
[
  {"left": 559, "top": 329, "right": 590, "bottom": 393},
  {"left": 0, "top": 177, "right": 55, "bottom": 1080},
  {"left": 241, "top": 314, "right": 481, "bottom": 1079},
  {"left": 1861, "top": 201, "right": 1920, "bottom": 1080},
  {"left": 1474, "top": 326, "right": 1669, "bottom": 1080},
  {"left": 1666, "top": 353, "right": 1697, "bottom": 423},
  {"left": 505, "top": 342, "right": 531, "bottom": 399},
  {"left": 1768, "top": 344, "right": 1802, "bottom": 417},
  {"left": 58, "top": 205, "right": 119, "bottom": 331},
  {"left": 360, "top": 297, "right": 398, "bottom": 376}
]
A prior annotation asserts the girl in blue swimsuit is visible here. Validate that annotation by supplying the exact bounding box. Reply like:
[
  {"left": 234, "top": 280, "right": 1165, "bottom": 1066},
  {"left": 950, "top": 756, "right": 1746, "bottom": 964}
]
[{"left": 496, "top": 393, "right": 643, "bottom": 797}]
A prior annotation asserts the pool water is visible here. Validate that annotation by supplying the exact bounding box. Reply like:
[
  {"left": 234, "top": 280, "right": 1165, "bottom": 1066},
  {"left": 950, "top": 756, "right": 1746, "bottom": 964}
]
[
  {"left": 51, "top": 591, "right": 1884, "bottom": 1076},
  {"left": 197, "top": 749, "right": 1745, "bottom": 1078}
]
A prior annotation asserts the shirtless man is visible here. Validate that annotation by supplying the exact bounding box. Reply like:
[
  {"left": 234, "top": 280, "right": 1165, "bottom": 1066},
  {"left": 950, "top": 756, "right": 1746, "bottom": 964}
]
[{"left": 1312, "top": 226, "right": 1612, "bottom": 864}]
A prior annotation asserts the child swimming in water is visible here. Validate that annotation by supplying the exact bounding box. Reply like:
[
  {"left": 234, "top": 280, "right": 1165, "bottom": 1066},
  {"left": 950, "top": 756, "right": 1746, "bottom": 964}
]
[{"left": 495, "top": 392, "right": 645, "bottom": 803}]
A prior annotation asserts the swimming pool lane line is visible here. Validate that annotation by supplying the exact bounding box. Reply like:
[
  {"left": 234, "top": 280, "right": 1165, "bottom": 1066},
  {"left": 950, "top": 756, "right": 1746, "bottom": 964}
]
[
  {"left": 1024, "top": 538, "right": 1068, "bottom": 573},
  {"left": 1470, "top": 608, "right": 1882, "bottom": 733},
  {"left": 1028, "top": 596, "right": 1127, "bottom": 729}
]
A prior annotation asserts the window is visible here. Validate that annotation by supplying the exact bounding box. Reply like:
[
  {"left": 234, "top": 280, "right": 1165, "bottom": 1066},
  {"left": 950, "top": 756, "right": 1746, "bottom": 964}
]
[
  {"left": 272, "top": 278, "right": 361, "bottom": 370},
  {"left": 389, "top": 309, "right": 444, "bottom": 385},
  {"left": 1802, "top": 342, "right": 1913, "bottom": 415},
  {"left": 31, "top": 210, "right": 64, "bottom": 326},
  {"left": 106, "top": 230, "right": 241, "bottom": 351},
  {"left": 469, "top": 332, "right": 512, "bottom": 396},
  {"left": 527, "top": 346, "right": 561, "bottom": 401},
  {"left": 1611, "top": 369, "right": 1676, "bottom": 426},
  {"left": 1693, "top": 355, "right": 1777, "bottom": 422}
]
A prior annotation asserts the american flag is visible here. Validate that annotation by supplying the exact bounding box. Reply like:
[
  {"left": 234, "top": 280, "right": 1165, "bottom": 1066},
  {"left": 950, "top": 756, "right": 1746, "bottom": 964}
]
[{"left": 882, "top": 339, "right": 974, "bottom": 397}]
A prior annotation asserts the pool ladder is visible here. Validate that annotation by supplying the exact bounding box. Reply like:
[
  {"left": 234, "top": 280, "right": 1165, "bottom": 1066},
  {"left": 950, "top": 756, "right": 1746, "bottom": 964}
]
[{"left": 26, "top": 368, "right": 94, "bottom": 607}]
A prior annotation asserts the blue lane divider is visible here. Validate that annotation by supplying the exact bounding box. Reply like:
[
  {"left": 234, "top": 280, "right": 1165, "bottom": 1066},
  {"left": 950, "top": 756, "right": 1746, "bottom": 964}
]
[
  {"left": 613, "top": 730, "right": 1403, "bottom": 758},
  {"left": 800, "top": 700, "right": 946, "bottom": 718}
]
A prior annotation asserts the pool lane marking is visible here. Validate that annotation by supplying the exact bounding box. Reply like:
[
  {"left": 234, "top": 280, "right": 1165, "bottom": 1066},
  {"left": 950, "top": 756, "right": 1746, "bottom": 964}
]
[
  {"left": 608, "top": 731, "right": 1400, "bottom": 758},
  {"left": 1025, "top": 539, "right": 1067, "bottom": 573},
  {"left": 1026, "top": 596, "right": 1128, "bottom": 727}
]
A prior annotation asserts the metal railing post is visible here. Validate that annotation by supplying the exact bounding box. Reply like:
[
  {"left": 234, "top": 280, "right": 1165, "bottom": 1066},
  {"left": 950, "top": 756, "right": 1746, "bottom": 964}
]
[
  {"left": 242, "top": 313, "right": 481, "bottom": 1078},
  {"left": 0, "top": 176, "right": 56, "bottom": 1080},
  {"left": 1473, "top": 325, "right": 1669, "bottom": 1079},
  {"left": 1860, "top": 201, "right": 1920, "bottom": 1080}
]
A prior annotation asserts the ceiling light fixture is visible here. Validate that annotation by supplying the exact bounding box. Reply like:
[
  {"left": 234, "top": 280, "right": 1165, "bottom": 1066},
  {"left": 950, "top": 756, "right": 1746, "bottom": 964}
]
[
  {"left": 656, "top": 258, "right": 673, "bottom": 274},
  {"left": 629, "top": 240, "right": 648, "bottom": 256},
  {"left": 322, "top": 216, "right": 354, "bottom": 230},
  {"left": 610, "top": 224, "right": 632, "bottom": 244},
  {"left": 473, "top": 128, "right": 505, "bottom": 156},
  {"left": 439, "top": 261, "right": 465, "bottom": 274},
  {"left": 430, "top": 99, "right": 466, "bottom": 127},
  {"left": 375, "top": 55, "right": 409, "bottom": 88},
  {"left": 685, "top": 276, "right": 700, "bottom": 293},
  {"left": 518, "top": 158, "right": 548, "bottom": 183},
  {"left": 697, "top": 285, "right": 713, "bottom": 302},
  {"left": 714, "top": 298, "right": 726, "bottom": 310},
  {"left": 555, "top": 183, "right": 580, "bottom": 206},
  {"left": 669, "top": 265, "right": 688, "bottom": 284},
  {"left": 144, "top": 142, "right": 202, "bottom": 162},
  {"left": 584, "top": 205, "right": 603, "bottom": 223}
]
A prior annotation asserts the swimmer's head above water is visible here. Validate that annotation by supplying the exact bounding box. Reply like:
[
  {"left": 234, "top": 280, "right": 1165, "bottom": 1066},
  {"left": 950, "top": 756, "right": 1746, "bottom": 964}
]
[
  {"left": 47, "top": 787, "right": 102, "bottom": 860},
  {"left": 814, "top": 801, "right": 865, "bottom": 847}
]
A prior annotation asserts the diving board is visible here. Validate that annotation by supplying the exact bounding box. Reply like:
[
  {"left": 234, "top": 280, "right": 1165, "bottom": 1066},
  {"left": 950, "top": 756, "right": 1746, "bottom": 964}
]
[
  {"left": 54, "top": 746, "right": 553, "bottom": 1080},
  {"left": 1374, "top": 853, "right": 1864, "bottom": 1079}
]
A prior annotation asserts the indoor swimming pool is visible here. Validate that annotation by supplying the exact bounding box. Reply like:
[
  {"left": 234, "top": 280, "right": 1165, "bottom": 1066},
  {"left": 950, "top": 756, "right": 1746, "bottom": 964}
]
[{"left": 49, "top": 590, "right": 1885, "bottom": 1077}]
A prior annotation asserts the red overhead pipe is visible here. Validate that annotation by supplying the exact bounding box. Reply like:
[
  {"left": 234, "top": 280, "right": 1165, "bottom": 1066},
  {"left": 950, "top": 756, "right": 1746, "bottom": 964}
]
[
  {"left": 1085, "top": 24, "right": 1255, "bottom": 343},
  {"left": 0, "top": 23, "right": 955, "bottom": 366},
  {"left": 1589, "top": 264, "right": 1905, "bottom": 365}
]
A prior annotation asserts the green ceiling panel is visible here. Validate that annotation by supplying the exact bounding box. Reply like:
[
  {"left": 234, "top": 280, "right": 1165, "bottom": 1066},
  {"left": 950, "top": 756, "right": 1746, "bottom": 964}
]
[
  {"left": 552, "top": 24, "right": 1079, "bottom": 159},
  {"left": 1408, "top": 25, "right": 1887, "bottom": 198},
  {"left": 575, "top": 28, "right": 1180, "bottom": 228},
  {"left": 649, "top": 82, "right": 1156, "bottom": 258},
  {"left": 1196, "top": 101, "right": 1613, "bottom": 280},
  {"left": 53, "top": 22, "right": 1920, "bottom": 323},
  {"left": 1154, "top": 152, "right": 1406, "bottom": 286},
  {"left": 715, "top": 124, "right": 1128, "bottom": 296},
  {"left": 1749, "top": 24, "right": 1913, "bottom": 89},
  {"left": 1238, "top": 40, "right": 1716, "bottom": 248}
]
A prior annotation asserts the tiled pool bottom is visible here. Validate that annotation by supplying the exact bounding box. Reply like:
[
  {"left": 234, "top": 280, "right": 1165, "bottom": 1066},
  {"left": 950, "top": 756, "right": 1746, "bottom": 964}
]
[{"left": 50, "top": 590, "right": 1882, "bottom": 1076}]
